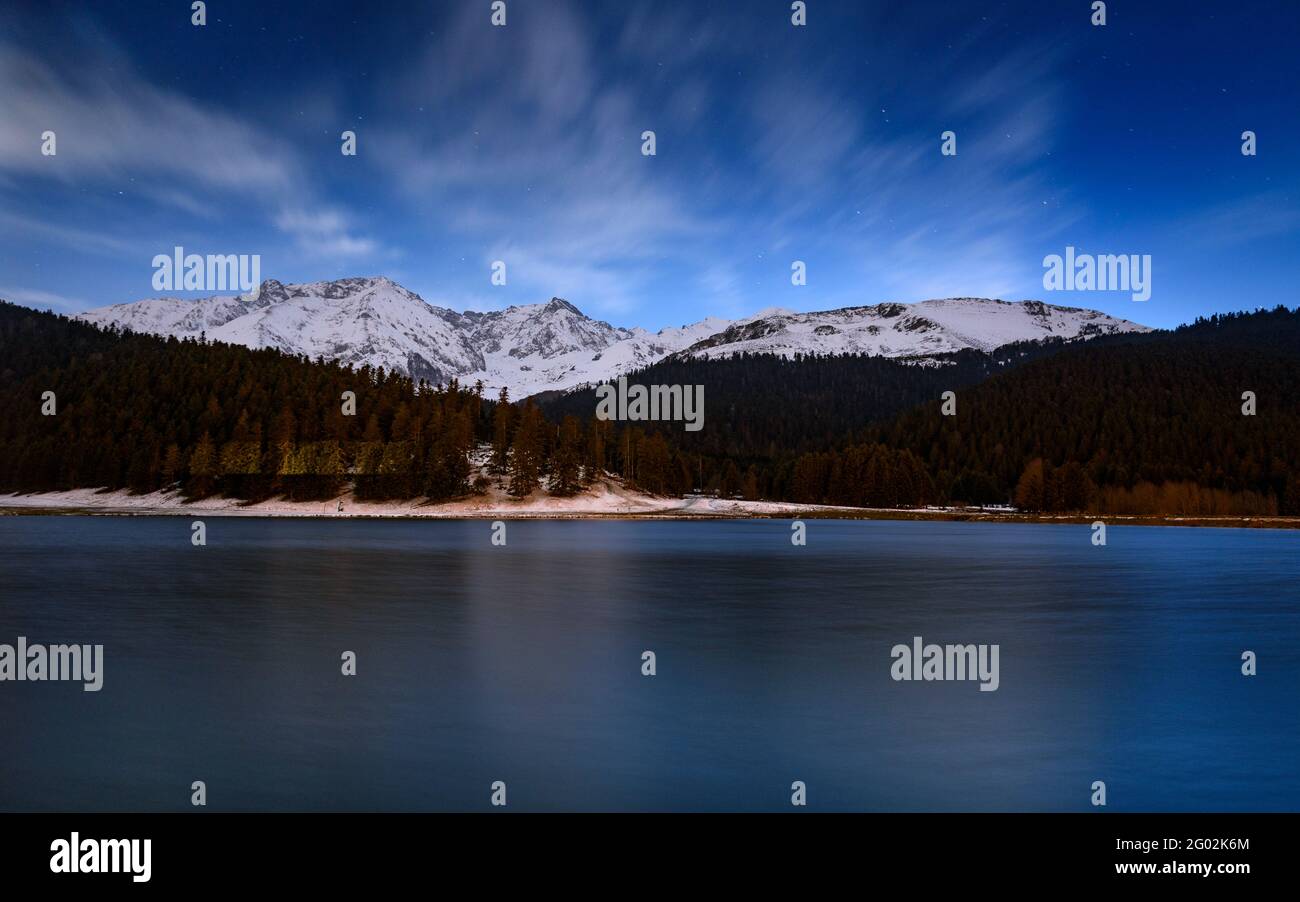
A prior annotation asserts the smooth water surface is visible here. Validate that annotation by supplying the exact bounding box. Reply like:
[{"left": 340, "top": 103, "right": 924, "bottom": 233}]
[{"left": 1, "top": 517, "right": 1297, "bottom": 811}]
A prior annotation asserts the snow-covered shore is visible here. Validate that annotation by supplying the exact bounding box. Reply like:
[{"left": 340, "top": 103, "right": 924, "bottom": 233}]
[
  {"left": 3, "top": 482, "right": 1296, "bottom": 527},
  {"left": 0, "top": 480, "right": 863, "bottom": 519}
]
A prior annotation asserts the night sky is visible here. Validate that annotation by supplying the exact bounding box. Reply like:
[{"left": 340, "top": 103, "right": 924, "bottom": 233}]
[{"left": 1, "top": 0, "right": 1296, "bottom": 329}]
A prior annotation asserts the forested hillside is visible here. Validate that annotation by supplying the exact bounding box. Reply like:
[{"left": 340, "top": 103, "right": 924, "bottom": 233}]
[
  {"left": 0, "top": 302, "right": 489, "bottom": 501},
  {"left": 2, "top": 300, "right": 1297, "bottom": 515},
  {"left": 864, "top": 306, "right": 1300, "bottom": 515},
  {"left": 544, "top": 308, "right": 1300, "bottom": 514},
  {"left": 0, "top": 301, "right": 634, "bottom": 503},
  {"left": 540, "top": 341, "right": 1066, "bottom": 457}
]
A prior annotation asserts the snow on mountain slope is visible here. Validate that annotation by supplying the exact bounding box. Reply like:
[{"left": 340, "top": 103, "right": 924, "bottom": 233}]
[
  {"left": 75, "top": 280, "right": 1150, "bottom": 397},
  {"left": 681, "top": 298, "right": 1150, "bottom": 361},
  {"left": 214, "top": 278, "right": 481, "bottom": 384},
  {"left": 77, "top": 290, "right": 274, "bottom": 336},
  {"left": 456, "top": 301, "right": 742, "bottom": 397},
  {"left": 81, "top": 277, "right": 479, "bottom": 384},
  {"left": 75, "top": 278, "right": 723, "bottom": 395}
]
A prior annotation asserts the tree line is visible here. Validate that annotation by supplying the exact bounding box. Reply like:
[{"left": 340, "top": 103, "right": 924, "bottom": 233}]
[
  {"left": 2, "top": 300, "right": 1298, "bottom": 515},
  {"left": 866, "top": 307, "right": 1300, "bottom": 514},
  {"left": 0, "top": 302, "right": 702, "bottom": 503}
]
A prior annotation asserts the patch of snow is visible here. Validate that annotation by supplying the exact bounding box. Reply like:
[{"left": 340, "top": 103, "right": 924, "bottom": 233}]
[{"left": 75, "top": 280, "right": 1151, "bottom": 398}]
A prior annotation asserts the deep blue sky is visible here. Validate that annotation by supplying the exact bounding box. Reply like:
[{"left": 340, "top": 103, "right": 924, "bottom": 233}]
[{"left": 1, "top": 0, "right": 1296, "bottom": 329}]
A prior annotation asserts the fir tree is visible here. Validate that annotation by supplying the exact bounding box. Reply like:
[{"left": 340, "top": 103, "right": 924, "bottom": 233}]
[
  {"left": 187, "top": 433, "right": 217, "bottom": 499},
  {"left": 491, "top": 386, "right": 512, "bottom": 478},
  {"left": 508, "top": 400, "right": 545, "bottom": 497},
  {"left": 551, "top": 415, "right": 583, "bottom": 496}
]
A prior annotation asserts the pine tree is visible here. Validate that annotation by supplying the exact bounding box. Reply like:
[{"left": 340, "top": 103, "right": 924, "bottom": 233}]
[
  {"left": 635, "top": 433, "right": 673, "bottom": 495},
  {"left": 161, "top": 443, "right": 183, "bottom": 488},
  {"left": 187, "top": 433, "right": 217, "bottom": 499},
  {"left": 1283, "top": 475, "right": 1300, "bottom": 516},
  {"left": 1014, "top": 459, "right": 1046, "bottom": 511},
  {"left": 551, "top": 415, "right": 583, "bottom": 496},
  {"left": 583, "top": 417, "right": 607, "bottom": 483},
  {"left": 491, "top": 387, "right": 512, "bottom": 478},
  {"left": 508, "top": 401, "right": 544, "bottom": 497},
  {"left": 1056, "top": 461, "right": 1092, "bottom": 511}
]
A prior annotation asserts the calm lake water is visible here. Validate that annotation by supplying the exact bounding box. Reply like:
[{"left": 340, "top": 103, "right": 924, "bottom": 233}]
[{"left": 1, "top": 517, "right": 1297, "bottom": 812}]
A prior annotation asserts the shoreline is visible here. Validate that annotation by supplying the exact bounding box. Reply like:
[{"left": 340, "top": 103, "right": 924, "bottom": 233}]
[{"left": 1, "top": 487, "right": 1297, "bottom": 529}]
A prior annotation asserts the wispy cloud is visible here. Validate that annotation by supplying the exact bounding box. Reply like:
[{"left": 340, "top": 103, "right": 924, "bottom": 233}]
[
  {"left": 367, "top": 0, "right": 719, "bottom": 315},
  {"left": 274, "top": 208, "right": 380, "bottom": 260},
  {"left": 1181, "top": 188, "right": 1300, "bottom": 247},
  {"left": 0, "top": 38, "right": 384, "bottom": 265},
  {"left": 0, "top": 209, "right": 141, "bottom": 257},
  {"left": 0, "top": 285, "right": 87, "bottom": 313},
  {"left": 5, "top": 0, "right": 1272, "bottom": 326},
  {"left": 0, "top": 46, "right": 292, "bottom": 193}
]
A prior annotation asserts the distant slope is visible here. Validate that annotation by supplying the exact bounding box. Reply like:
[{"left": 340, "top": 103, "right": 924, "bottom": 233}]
[
  {"left": 543, "top": 306, "right": 1300, "bottom": 514},
  {"left": 74, "top": 278, "right": 1148, "bottom": 397},
  {"left": 682, "top": 297, "right": 1149, "bottom": 360},
  {"left": 540, "top": 338, "right": 1077, "bottom": 458},
  {"left": 866, "top": 306, "right": 1300, "bottom": 507}
]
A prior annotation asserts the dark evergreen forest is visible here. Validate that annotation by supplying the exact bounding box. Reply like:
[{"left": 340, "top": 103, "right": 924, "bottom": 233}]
[{"left": 2, "top": 300, "right": 1296, "bottom": 515}]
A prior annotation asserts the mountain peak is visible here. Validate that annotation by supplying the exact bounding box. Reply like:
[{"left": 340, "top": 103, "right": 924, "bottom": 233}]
[
  {"left": 544, "top": 297, "right": 582, "bottom": 316},
  {"left": 750, "top": 306, "right": 795, "bottom": 319},
  {"left": 246, "top": 278, "right": 288, "bottom": 303},
  {"left": 75, "top": 277, "right": 1151, "bottom": 398}
]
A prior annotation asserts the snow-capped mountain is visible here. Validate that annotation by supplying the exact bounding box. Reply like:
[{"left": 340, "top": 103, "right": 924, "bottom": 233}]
[
  {"left": 75, "top": 277, "right": 723, "bottom": 395},
  {"left": 75, "top": 278, "right": 1150, "bottom": 396},
  {"left": 681, "top": 298, "right": 1149, "bottom": 360},
  {"left": 78, "top": 277, "right": 482, "bottom": 385}
]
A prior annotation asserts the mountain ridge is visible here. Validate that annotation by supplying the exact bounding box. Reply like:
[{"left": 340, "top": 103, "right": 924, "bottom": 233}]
[{"left": 72, "top": 276, "right": 1151, "bottom": 397}]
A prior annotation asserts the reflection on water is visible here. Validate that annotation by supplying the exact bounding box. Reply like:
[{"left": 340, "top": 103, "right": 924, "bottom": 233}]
[{"left": 1, "top": 517, "right": 1297, "bottom": 811}]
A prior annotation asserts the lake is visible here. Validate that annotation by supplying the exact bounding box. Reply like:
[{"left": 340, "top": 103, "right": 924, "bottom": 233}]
[{"left": 1, "top": 517, "right": 1297, "bottom": 811}]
